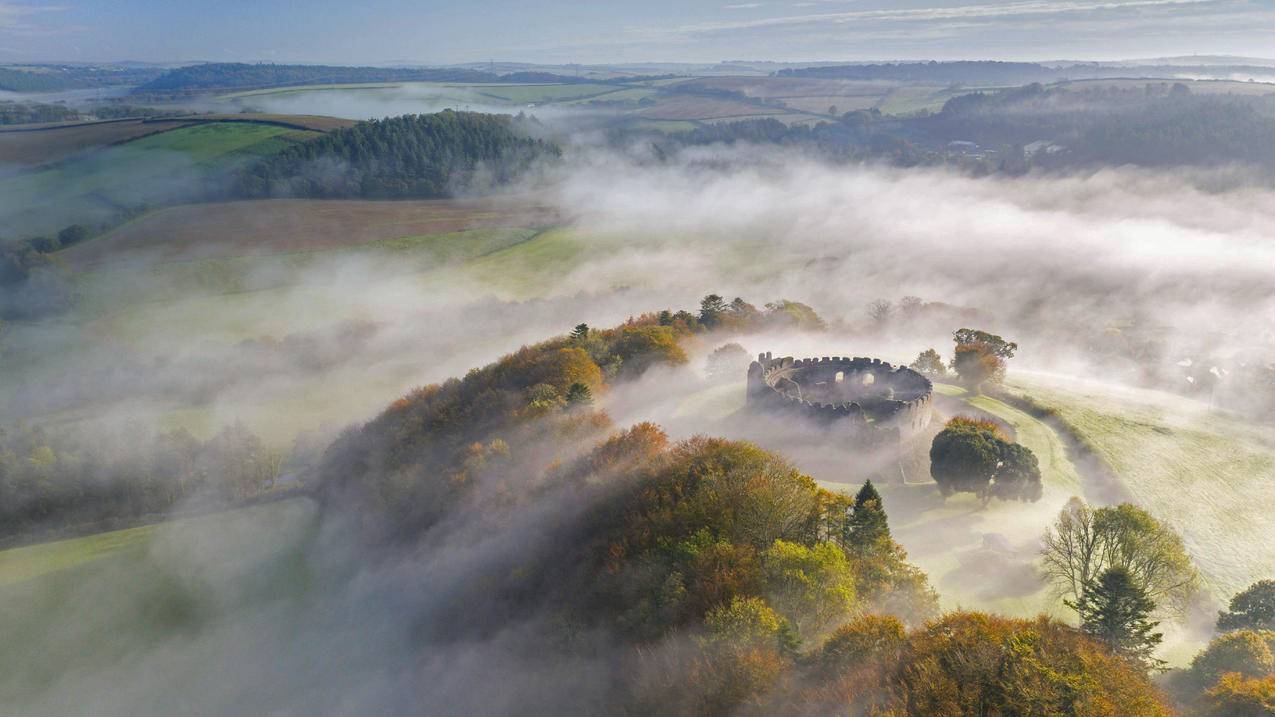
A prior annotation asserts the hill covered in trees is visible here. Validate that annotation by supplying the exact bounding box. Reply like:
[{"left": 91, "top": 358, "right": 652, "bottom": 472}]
[
  {"left": 135, "top": 62, "right": 595, "bottom": 92},
  {"left": 776, "top": 60, "right": 1066, "bottom": 85},
  {"left": 236, "top": 111, "right": 559, "bottom": 199},
  {"left": 653, "top": 81, "right": 1275, "bottom": 178},
  {"left": 308, "top": 304, "right": 1177, "bottom": 715},
  {"left": 0, "top": 64, "right": 161, "bottom": 93}
]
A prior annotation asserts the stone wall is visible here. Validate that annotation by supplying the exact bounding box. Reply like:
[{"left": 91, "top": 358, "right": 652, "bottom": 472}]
[{"left": 746, "top": 352, "right": 934, "bottom": 447}]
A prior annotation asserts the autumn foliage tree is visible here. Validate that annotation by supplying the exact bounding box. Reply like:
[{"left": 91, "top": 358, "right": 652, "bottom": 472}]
[{"left": 951, "top": 327, "right": 1017, "bottom": 391}]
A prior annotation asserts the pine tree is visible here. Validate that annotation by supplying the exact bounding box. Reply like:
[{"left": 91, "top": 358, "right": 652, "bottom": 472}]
[
  {"left": 570, "top": 323, "right": 590, "bottom": 341},
  {"left": 699, "top": 294, "right": 728, "bottom": 327},
  {"left": 1073, "top": 567, "right": 1165, "bottom": 670},
  {"left": 565, "top": 382, "right": 593, "bottom": 406},
  {"left": 845, "top": 480, "right": 891, "bottom": 551}
]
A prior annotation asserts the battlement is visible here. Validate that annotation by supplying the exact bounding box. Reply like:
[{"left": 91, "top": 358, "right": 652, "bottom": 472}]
[{"left": 746, "top": 351, "right": 934, "bottom": 442}]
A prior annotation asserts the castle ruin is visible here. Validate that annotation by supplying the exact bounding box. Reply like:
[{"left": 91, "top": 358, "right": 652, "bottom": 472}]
[{"left": 746, "top": 353, "right": 933, "bottom": 451}]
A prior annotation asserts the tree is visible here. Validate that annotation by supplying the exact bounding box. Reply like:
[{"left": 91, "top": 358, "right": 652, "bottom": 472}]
[
  {"left": 817, "top": 614, "right": 905, "bottom": 671},
  {"left": 705, "top": 342, "right": 750, "bottom": 382},
  {"left": 760, "top": 539, "right": 856, "bottom": 638},
  {"left": 1189, "top": 629, "right": 1275, "bottom": 687},
  {"left": 951, "top": 328, "right": 1017, "bottom": 391},
  {"left": 953, "top": 328, "right": 1018, "bottom": 358},
  {"left": 1199, "top": 673, "right": 1275, "bottom": 717},
  {"left": 929, "top": 417, "right": 1041, "bottom": 503},
  {"left": 1073, "top": 566, "right": 1164, "bottom": 669},
  {"left": 762, "top": 300, "right": 826, "bottom": 330},
  {"left": 1041, "top": 499, "right": 1199, "bottom": 616},
  {"left": 1220, "top": 580, "right": 1275, "bottom": 632},
  {"left": 875, "top": 611, "right": 1173, "bottom": 716},
  {"left": 952, "top": 343, "right": 1002, "bottom": 390},
  {"left": 57, "top": 224, "right": 89, "bottom": 247},
  {"left": 909, "top": 348, "right": 947, "bottom": 378},
  {"left": 699, "top": 294, "right": 728, "bottom": 327},
  {"left": 844, "top": 480, "right": 890, "bottom": 550},
  {"left": 565, "top": 382, "right": 593, "bottom": 406},
  {"left": 570, "top": 323, "right": 590, "bottom": 341},
  {"left": 867, "top": 299, "right": 893, "bottom": 328},
  {"left": 993, "top": 442, "right": 1043, "bottom": 502}
]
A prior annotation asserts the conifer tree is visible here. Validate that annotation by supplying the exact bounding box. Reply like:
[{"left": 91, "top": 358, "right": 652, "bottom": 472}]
[
  {"left": 1073, "top": 567, "right": 1164, "bottom": 670},
  {"left": 845, "top": 480, "right": 890, "bottom": 550},
  {"left": 565, "top": 382, "right": 593, "bottom": 406},
  {"left": 570, "top": 323, "right": 590, "bottom": 341}
]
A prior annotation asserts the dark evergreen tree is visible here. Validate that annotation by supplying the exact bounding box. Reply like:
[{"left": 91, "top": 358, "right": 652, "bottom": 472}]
[
  {"left": 565, "top": 382, "right": 593, "bottom": 406},
  {"left": 571, "top": 323, "right": 590, "bottom": 341},
  {"left": 1073, "top": 567, "right": 1164, "bottom": 670},
  {"left": 845, "top": 480, "right": 890, "bottom": 550}
]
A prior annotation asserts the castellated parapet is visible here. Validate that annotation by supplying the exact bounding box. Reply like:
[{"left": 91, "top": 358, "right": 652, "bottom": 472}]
[{"left": 746, "top": 352, "right": 934, "bottom": 449}]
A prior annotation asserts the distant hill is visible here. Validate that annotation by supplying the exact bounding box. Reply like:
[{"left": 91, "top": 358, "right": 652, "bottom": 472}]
[
  {"left": 777, "top": 61, "right": 1065, "bottom": 85},
  {"left": 136, "top": 62, "right": 598, "bottom": 93},
  {"left": 776, "top": 59, "right": 1275, "bottom": 86},
  {"left": 0, "top": 65, "right": 163, "bottom": 92},
  {"left": 237, "top": 111, "right": 560, "bottom": 199}
]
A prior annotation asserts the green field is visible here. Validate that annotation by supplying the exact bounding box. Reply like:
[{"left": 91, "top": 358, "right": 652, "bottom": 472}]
[
  {"left": 0, "top": 499, "right": 321, "bottom": 712},
  {"left": 1003, "top": 373, "right": 1275, "bottom": 603},
  {"left": 224, "top": 81, "right": 629, "bottom": 106},
  {"left": 0, "top": 122, "right": 315, "bottom": 235},
  {"left": 883, "top": 384, "right": 1081, "bottom": 619}
]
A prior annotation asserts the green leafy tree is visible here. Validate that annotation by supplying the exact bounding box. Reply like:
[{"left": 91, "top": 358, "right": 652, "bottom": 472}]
[
  {"left": 1219, "top": 580, "right": 1275, "bottom": 632},
  {"left": 1073, "top": 566, "right": 1164, "bottom": 669},
  {"left": 762, "top": 300, "right": 826, "bottom": 330},
  {"left": 909, "top": 348, "right": 947, "bottom": 378},
  {"left": 699, "top": 294, "right": 728, "bottom": 327},
  {"left": 994, "top": 442, "right": 1044, "bottom": 502},
  {"left": 1041, "top": 499, "right": 1200, "bottom": 616},
  {"left": 705, "top": 342, "right": 750, "bottom": 382},
  {"left": 760, "top": 539, "right": 856, "bottom": 639},
  {"left": 929, "top": 417, "right": 1041, "bottom": 503},
  {"left": 1189, "top": 629, "right": 1275, "bottom": 687}
]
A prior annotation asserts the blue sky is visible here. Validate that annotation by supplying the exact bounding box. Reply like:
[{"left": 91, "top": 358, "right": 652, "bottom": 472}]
[{"left": 2, "top": 0, "right": 1275, "bottom": 64}]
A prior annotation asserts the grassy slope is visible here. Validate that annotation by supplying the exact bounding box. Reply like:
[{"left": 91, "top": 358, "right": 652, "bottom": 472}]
[
  {"left": 0, "top": 122, "right": 315, "bottom": 234},
  {"left": 0, "top": 522, "right": 159, "bottom": 587},
  {"left": 0, "top": 499, "right": 318, "bottom": 710},
  {"left": 883, "top": 383, "right": 1080, "bottom": 619},
  {"left": 1003, "top": 373, "right": 1275, "bottom": 603}
]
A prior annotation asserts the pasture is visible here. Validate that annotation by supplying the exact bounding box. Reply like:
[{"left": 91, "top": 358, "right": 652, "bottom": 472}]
[
  {"left": 0, "top": 498, "right": 321, "bottom": 712},
  {"left": 1003, "top": 373, "right": 1275, "bottom": 604},
  {"left": 0, "top": 121, "right": 319, "bottom": 235}
]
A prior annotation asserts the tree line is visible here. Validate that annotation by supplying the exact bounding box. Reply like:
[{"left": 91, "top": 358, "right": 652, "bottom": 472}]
[
  {"left": 0, "top": 420, "right": 298, "bottom": 543},
  {"left": 137, "top": 62, "right": 608, "bottom": 93},
  {"left": 236, "top": 111, "right": 560, "bottom": 199}
]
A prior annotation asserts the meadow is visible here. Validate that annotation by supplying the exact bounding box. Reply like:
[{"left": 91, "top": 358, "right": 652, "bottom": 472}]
[
  {"left": 0, "top": 121, "right": 321, "bottom": 235},
  {"left": 0, "top": 498, "right": 321, "bottom": 713},
  {"left": 1003, "top": 373, "right": 1275, "bottom": 604}
]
